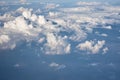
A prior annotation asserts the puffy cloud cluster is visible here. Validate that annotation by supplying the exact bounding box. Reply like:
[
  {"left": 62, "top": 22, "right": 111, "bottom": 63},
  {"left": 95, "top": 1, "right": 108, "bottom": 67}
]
[
  {"left": 0, "top": 2, "right": 119, "bottom": 54},
  {"left": 45, "top": 33, "right": 70, "bottom": 55},
  {"left": 77, "top": 40, "right": 106, "bottom": 54}
]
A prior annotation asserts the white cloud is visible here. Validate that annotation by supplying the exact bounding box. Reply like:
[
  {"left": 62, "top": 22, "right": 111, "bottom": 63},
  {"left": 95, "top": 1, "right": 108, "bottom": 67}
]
[
  {"left": 45, "top": 3, "right": 59, "bottom": 9},
  {"left": 20, "top": 0, "right": 26, "bottom": 4},
  {"left": 22, "top": 9, "right": 32, "bottom": 19},
  {"left": 37, "top": 15, "right": 46, "bottom": 25},
  {"left": 0, "top": 35, "right": 10, "bottom": 44},
  {"left": 44, "top": 33, "right": 70, "bottom": 55},
  {"left": 103, "top": 47, "right": 108, "bottom": 54},
  {"left": 0, "top": 35, "right": 16, "bottom": 50},
  {"left": 48, "top": 12, "right": 59, "bottom": 17},
  {"left": 95, "top": 32, "right": 108, "bottom": 37},
  {"left": 77, "top": 40, "right": 105, "bottom": 54},
  {"left": 49, "top": 62, "right": 66, "bottom": 70},
  {"left": 0, "top": 13, "right": 15, "bottom": 22},
  {"left": 0, "top": 2, "right": 119, "bottom": 55},
  {"left": 77, "top": 2, "right": 102, "bottom": 6},
  {"left": 38, "top": 37, "right": 45, "bottom": 43},
  {"left": 13, "top": 64, "right": 20, "bottom": 68},
  {"left": 61, "top": 7, "right": 92, "bottom": 13},
  {"left": 4, "top": 16, "right": 30, "bottom": 34},
  {"left": 102, "top": 26, "right": 112, "bottom": 30},
  {"left": 88, "top": 63, "right": 99, "bottom": 66},
  {"left": 101, "top": 33, "right": 108, "bottom": 37}
]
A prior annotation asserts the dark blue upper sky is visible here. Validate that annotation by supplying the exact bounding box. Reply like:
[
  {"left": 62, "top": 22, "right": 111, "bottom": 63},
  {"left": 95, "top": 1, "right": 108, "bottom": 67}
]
[
  {"left": 1, "top": 0, "right": 120, "bottom": 5},
  {"left": 2, "top": 0, "right": 120, "bottom": 3}
]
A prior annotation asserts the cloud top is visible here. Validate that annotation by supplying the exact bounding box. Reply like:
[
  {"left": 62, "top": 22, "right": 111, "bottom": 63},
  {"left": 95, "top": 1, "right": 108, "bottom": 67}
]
[{"left": 0, "top": 2, "right": 120, "bottom": 54}]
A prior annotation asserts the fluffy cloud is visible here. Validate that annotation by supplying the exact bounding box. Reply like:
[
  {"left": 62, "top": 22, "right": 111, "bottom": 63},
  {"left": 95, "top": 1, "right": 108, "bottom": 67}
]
[
  {"left": 0, "top": 35, "right": 10, "bottom": 44},
  {"left": 77, "top": 40, "right": 105, "bottom": 54},
  {"left": 44, "top": 33, "right": 70, "bottom": 55},
  {"left": 0, "top": 35, "right": 16, "bottom": 50},
  {"left": 49, "top": 62, "right": 66, "bottom": 70},
  {"left": 0, "top": 13, "right": 15, "bottom": 22},
  {"left": 0, "top": 2, "right": 119, "bottom": 55}
]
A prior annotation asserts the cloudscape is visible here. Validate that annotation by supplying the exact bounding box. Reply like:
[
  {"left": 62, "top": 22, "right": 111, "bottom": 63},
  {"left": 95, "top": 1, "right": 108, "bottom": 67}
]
[{"left": 0, "top": 0, "right": 120, "bottom": 80}]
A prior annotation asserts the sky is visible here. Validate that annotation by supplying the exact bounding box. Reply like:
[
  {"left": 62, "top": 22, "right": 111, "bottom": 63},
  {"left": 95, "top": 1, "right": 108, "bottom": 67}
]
[
  {"left": 1, "top": 0, "right": 120, "bottom": 3},
  {"left": 0, "top": 0, "right": 120, "bottom": 80}
]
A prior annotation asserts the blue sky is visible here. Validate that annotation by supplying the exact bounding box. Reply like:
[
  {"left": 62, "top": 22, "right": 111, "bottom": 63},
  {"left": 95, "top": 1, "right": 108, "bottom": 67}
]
[
  {"left": 2, "top": 0, "right": 120, "bottom": 3},
  {"left": 1, "top": 0, "right": 120, "bottom": 5},
  {"left": 0, "top": 0, "right": 120, "bottom": 80}
]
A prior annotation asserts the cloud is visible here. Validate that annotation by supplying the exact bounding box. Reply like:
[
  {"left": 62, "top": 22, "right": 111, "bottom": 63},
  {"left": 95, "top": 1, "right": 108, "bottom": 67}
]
[
  {"left": 61, "top": 7, "right": 92, "bottom": 13},
  {"left": 0, "top": 35, "right": 16, "bottom": 50},
  {"left": 95, "top": 32, "right": 108, "bottom": 37},
  {"left": 49, "top": 62, "right": 66, "bottom": 70},
  {"left": 45, "top": 3, "right": 59, "bottom": 9},
  {"left": 0, "top": 2, "right": 120, "bottom": 55},
  {"left": 103, "top": 47, "right": 108, "bottom": 54},
  {"left": 13, "top": 64, "right": 20, "bottom": 68},
  {"left": 88, "top": 63, "right": 99, "bottom": 66},
  {"left": 44, "top": 33, "right": 71, "bottom": 55},
  {"left": 0, "top": 35, "right": 10, "bottom": 44},
  {"left": 77, "top": 2, "right": 102, "bottom": 6},
  {"left": 20, "top": 0, "right": 26, "bottom": 4},
  {"left": 0, "top": 13, "right": 15, "bottom": 22},
  {"left": 22, "top": 9, "right": 32, "bottom": 19},
  {"left": 0, "top": 1, "right": 6, "bottom": 6},
  {"left": 102, "top": 26, "right": 112, "bottom": 30},
  {"left": 77, "top": 40, "right": 105, "bottom": 54}
]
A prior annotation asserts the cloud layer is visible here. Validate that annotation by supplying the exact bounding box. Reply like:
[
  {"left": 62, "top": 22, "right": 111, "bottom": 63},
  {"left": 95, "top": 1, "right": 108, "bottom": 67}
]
[
  {"left": 0, "top": 2, "right": 120, "bottom": 54},
  {"left": 76, "top": 40, "right": 106, "bottom": 54}
]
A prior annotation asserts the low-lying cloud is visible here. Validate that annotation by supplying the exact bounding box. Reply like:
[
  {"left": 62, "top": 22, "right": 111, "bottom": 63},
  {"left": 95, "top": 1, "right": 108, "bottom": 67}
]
[{"left": 0, "top": 2, "right": 120, "bottom": 55}]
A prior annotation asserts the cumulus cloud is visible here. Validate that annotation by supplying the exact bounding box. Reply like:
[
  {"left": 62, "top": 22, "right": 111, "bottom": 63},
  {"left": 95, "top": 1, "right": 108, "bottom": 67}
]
[
  {"left": 77, "top": 40, "right": 105, "bottom": 54},
  {"left": 0, "top": 2, "right": 119, "bottom": 55},
  {"left": 49, "top": 62, "right": 66, "bottom": 70},
  {"left": 44, "top": 33, "right": 71, "bottom": 55},
  {"left": 0, "top": 35, "right": 10, "bottom": 44},
  {"left": 0, "top": 13, "right": 15, "bottom": 22},
  {"left": 88, "top": 63, "right": 99, "bottom": 66},
  {"left": 0, "top": 35, "right": 16, "bottom": 50}
]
